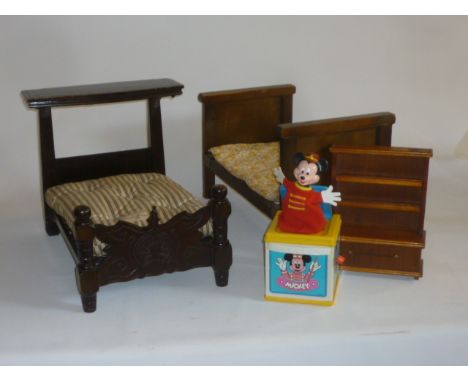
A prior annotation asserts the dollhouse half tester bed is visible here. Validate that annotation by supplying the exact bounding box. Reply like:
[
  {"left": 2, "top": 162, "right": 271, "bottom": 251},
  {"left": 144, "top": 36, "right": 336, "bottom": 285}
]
[
  {"left": 199, "top": 84, "right": 396, "bottom": 217},
  {"left": 22, "top": 79, "right": 232, "bottom": 313}
]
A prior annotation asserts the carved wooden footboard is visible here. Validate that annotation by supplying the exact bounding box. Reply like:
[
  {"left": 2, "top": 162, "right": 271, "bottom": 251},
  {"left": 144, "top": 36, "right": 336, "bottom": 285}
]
[{"left": 71, "top": 185, "right": 231, "bottom": 313}]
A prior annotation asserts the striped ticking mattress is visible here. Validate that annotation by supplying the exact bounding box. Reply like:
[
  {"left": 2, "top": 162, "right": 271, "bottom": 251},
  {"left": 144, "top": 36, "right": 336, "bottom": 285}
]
[{"left": 45, "top": 173, "right": 212, "bottom": 256}]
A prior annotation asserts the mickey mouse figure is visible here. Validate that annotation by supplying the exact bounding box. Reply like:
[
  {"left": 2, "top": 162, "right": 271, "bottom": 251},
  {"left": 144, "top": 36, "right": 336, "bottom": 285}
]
[
  {"left": 276, "top": 254, "right": 321, "bottom": 283},
  {"left": 274, "top": 152, "right": 341, "bottom": 234}
]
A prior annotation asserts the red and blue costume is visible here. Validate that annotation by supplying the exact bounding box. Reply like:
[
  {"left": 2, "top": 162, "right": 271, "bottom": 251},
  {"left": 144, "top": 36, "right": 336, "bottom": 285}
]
[{"left": 278, "top": 179, "right": 326, "bottom": 234}]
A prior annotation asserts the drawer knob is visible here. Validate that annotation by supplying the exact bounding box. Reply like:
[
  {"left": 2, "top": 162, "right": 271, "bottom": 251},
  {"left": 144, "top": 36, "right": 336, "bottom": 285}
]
[
  {"left": 393, "top": 254, "right": 399, "bottom": 259},
  {"left": 337, "top": 255, "right": 346, "bottom": 265},
  {"left": 347, "top": 250, "right": 353, "bottom": 255}
]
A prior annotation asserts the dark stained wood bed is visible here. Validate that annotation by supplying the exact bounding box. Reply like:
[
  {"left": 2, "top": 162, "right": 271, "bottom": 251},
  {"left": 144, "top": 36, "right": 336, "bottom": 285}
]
[{"left": 22, "top": 79, "right": 233, "bottom": 313}]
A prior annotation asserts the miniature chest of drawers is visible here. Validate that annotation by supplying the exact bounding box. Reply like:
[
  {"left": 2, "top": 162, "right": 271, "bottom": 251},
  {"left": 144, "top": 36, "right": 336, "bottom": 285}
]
[
  {"left": 264, "top": 212, "right": 342, "bottom": 306},
  {"left": 330, "top": 145, "right": 432, "bottom": 278}
]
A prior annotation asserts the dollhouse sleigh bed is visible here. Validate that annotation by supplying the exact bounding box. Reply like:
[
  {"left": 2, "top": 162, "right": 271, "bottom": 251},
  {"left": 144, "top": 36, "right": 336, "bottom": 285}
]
[
  {"left": 199, "top": 84, "right": 396, "bottom": 218},
  {"left": 22, "top": 79, "right": 232, "bottom": 313}
]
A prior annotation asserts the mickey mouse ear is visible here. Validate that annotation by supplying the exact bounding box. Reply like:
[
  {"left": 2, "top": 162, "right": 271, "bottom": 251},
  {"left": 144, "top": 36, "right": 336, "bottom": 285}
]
[
  {"left": 293, "top": 152, "right": 306, "bottom": 166},
  {"left": 317, "top": 158, "right": 329, "bottom": 172},
  {"left": 284, "top": 253, "right": 293, "bottom": 261}
]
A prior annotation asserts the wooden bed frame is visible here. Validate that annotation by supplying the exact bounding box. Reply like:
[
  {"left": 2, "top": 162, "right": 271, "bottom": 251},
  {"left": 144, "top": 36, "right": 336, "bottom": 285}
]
[
  {"left": 199, "top": 84, "right": 396, "bottom": 217},
  {"left": 22, "top": 79, "right": 232, "bottom": 313}
]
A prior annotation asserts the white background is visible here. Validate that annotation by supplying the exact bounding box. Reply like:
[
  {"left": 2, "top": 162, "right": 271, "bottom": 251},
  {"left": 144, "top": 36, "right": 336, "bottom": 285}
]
[
  {"left": 2, "top": 16, "right": 468, "bottom": 205},
  {"left": 1, "top": 16, "right": 468, "bottom": 365}
]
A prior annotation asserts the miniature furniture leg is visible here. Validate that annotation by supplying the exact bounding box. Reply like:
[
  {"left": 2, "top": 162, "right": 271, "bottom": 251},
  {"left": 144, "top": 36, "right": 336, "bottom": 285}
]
[
  {"left": 74, "top": 205, "right": 99, "bottom": 313},
  {"left": 210, "top": 185, "right": 232, "bottom": 286}
]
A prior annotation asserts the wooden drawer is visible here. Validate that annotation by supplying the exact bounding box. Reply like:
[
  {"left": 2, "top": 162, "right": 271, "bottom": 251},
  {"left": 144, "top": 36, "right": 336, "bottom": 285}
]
[{"left": 340, "top": 240, "right": 423, "bottom": 276}]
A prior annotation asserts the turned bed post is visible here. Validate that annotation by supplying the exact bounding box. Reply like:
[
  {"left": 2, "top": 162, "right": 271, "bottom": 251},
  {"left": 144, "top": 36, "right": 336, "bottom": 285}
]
[
  {"left": 210, "top": 185, "right": 232, "bottom": 286},
  {"left": 74, "top": 205, "right": 99, "bottom": 313},
  {"left": 38, "top": 107, "right": 60, "bottom": 236},
  {"left": 147, "top": 96, "right": 166, "bottom": 174}
]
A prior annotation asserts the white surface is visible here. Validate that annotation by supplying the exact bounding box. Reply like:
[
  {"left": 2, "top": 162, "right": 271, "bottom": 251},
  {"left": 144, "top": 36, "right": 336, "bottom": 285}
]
[
  {"left": 1, "top": 158, "right": 468, "bottom": 365},
  {"left": 455, "top": 131, "right": 468, "bottom": 159},
  {"left": 1, "top": 15, "right": 468, "bottom": 365}
]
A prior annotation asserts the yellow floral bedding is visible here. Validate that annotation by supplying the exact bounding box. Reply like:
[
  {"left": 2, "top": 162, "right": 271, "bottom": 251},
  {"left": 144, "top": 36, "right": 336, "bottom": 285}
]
[{"left": 210, "top": 142, "right": 280, "bottom": 202}]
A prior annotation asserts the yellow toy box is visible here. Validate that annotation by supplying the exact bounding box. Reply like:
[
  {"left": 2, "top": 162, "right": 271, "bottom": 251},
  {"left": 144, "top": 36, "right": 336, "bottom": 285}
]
[{"left": 264, "top": 212, "right": 342, "bottom": 306}]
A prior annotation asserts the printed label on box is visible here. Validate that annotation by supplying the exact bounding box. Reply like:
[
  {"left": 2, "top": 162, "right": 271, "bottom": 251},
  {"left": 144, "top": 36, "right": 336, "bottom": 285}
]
[{"left": 269, "top": 250, "right": 328, "bottom": 297}]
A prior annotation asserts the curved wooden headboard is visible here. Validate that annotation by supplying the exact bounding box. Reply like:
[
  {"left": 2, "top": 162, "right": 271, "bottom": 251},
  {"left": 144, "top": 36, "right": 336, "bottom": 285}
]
[{"left": 199, "top": 84, "right": 296, "bottom": 153}]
